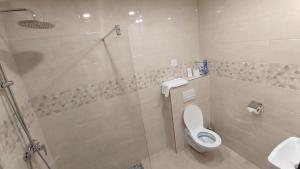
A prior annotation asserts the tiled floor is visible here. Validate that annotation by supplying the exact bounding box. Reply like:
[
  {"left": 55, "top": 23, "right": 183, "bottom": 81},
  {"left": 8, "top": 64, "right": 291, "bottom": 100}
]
[{"left": 143, "top": 145, "right": 259, "bottom": 169}]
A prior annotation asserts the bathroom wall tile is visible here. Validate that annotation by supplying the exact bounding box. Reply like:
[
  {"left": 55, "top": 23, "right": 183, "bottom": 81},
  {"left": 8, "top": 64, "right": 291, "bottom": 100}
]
[
  {"left": 268, "top": 39, "right": 300, "bottom": 64},
  {"left": 132, "top": 0, "right": 200, "bottom": 73},
  {"left": 220, "top": 19, "right": 270, "bottom": 44},
  {"left": 210, "top": 77, "right": 297, "bottom": 168},
  {"left": 209, "top": 41, "right": 271, "bottom": 62},
  {"left": 10, "top": 33, "right": 137, "bottom": 97},
  {"left": 199, "top": 0, "right": 300, "bottom": 168},
  {"left": 269, "top": 11, "right": 300, "bottom": 40},
  {"left": 139, "top": 86, "right": 172, "bottom": 155}
]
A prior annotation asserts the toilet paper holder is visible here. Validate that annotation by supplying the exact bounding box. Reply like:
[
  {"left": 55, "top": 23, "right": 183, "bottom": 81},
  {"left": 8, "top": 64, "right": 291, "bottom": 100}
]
[{"left": 247, "top": 101, "right": 264, "bottom": 115}]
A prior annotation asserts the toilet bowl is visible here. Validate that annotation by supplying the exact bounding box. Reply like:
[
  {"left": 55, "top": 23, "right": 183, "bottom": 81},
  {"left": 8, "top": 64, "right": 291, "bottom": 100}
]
[{"left": 184, "top": 104, "right": 221, "bottom": 153}]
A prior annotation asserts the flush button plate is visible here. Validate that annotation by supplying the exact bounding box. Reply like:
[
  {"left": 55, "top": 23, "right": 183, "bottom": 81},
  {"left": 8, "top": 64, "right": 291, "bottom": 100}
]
[{"left": 182, "top": 88, "right": 196, "bottom": 102}]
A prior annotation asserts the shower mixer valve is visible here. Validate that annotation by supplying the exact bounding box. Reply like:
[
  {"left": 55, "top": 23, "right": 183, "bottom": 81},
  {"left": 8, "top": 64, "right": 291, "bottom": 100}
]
[
  {"left": 24, "top": 140, "right": 48, "bottom": 162},
  {"left": 0, "top": 80, "right": 14, "bottom": 88}
]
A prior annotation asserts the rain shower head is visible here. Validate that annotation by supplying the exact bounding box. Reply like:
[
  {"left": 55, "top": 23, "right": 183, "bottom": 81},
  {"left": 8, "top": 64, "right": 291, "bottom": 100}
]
[
  {"left": 0, "top": 8, "right": 55, "bottom": 29},
  {"left": 18, "top": 20, "right": 55, "bottom": 29}
]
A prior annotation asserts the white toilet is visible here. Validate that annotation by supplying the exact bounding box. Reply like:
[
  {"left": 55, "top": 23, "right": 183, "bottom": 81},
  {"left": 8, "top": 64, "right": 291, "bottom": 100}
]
[{"left": 184, "top": 104, "right": 222, "bottom": 153}]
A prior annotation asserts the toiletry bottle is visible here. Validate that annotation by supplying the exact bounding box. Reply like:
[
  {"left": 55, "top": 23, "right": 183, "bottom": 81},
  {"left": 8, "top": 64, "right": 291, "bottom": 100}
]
[
  {"left": 193, "top": 65, "right": 200, "bottom": 77},
  {"left": 187, "top": 68, "right": 193, "bottom": 78},
  {"left": 202, "top": 60, "right": 208, "bottom": 75}
]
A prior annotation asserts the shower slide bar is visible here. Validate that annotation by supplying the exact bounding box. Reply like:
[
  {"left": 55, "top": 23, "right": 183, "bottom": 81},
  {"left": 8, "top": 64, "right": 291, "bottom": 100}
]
[{"left": 0, "top": 64, "right": 51, "bottom": 169}]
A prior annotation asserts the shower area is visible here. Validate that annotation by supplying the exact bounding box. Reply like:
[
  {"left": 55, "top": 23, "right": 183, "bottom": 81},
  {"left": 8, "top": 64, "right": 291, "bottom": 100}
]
[
  {"left": 0, "top": 1, "right": 151, "bottom": 169},
  {"left": 0, "top": 0, "right": 200, "bottom": 169}
]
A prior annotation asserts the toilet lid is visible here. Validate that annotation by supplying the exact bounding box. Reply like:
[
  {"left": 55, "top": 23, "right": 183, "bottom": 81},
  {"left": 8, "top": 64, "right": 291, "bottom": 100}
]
[{"left": 184, "top": 104, "right": 203, "bottom": 130}]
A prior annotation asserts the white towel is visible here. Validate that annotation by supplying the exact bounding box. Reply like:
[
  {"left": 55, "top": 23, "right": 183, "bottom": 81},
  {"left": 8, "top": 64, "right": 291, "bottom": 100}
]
[{"left": 161, "top": 78, "right": 188, "bottom": 97}]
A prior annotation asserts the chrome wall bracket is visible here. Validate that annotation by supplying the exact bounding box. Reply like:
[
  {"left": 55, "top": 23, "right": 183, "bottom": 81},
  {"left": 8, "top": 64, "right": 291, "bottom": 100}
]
[
  {"left": 1, "top": 80, "right": 14, "bottom": 88},
  {"left": 247, "top": 100, "right": 264, "bottom": 115},
  {"left": 24, "top": 140, "right": 47, "bottom": 162}
]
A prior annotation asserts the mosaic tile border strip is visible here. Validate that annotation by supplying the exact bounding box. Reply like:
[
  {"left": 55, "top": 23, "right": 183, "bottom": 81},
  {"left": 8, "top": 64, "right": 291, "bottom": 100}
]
[
  {"left": 30, "top": 63, "right": 194, "bottom": 117},
  {"left": 128, "top": 163, "right": 144, "bottom": 169},
  {"left": 210, "top": 60, "right": 300, "bottom": 90},
  {"left": 29, "top": 60, "right": 300, "bottom": 118}
]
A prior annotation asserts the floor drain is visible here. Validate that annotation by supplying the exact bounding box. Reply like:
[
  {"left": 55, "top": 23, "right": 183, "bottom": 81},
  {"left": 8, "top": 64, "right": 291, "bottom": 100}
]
[{"left": 128, "top": 163, "right": 144, "bottom": 169}]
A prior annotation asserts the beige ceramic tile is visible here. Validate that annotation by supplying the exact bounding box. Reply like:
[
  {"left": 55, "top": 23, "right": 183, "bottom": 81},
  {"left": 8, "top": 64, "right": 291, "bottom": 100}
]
[
  {"left": 147, "top": 145, "right": 258, "bottom": 169},
  {"left": 38, "top": 94, "right": 149, "bottom": 169},
  {"left": 198, "top": 0, "right": 300, "bottom": 168},
  {"left": 139, "top": 86, "right": 174, "bottom": 155}
]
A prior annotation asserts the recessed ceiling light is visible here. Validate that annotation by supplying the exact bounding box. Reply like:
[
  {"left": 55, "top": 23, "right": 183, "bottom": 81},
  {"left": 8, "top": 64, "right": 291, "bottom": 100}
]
[
  {"left": 135, "top": 18, "right": 143, "bottom": 23},
  {"left": 83, "top": 13, "right": 91, "bottom": 18},
  {"left": 216, "top": 10, "right": 222, "bottom": 14},
  {"left": 128, "top": 11, "right": 135, "bottom": 16}
]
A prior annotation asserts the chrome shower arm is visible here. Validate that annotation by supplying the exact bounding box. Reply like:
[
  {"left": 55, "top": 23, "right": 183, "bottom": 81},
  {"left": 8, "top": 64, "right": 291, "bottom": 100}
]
[{"left": 0, "top": 8, "right": 37, "bottom": 19}]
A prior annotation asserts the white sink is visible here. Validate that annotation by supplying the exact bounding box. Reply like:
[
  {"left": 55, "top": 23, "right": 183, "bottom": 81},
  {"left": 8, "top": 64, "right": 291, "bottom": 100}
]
[{"left": 268, "top": 137, "right": 300, "bottom": 169}]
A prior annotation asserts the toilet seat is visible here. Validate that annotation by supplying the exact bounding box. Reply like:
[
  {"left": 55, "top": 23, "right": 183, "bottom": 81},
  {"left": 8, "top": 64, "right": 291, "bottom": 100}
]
[{"left": 189, "top": 128, "right": 221, "bottom": 148}]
